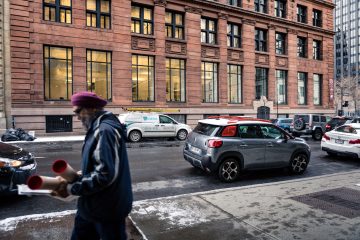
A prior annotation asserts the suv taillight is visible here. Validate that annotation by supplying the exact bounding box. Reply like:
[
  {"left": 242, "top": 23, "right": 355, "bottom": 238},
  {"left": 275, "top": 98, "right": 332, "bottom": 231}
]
[
  {"left": 349, "top": 139, "right": 360, "bottom": 144},
  {"left": 208, "top": 139, "right": 223, "bottom": 148},
  {"left": 323, "top": 133, "right": 330, "bottom": 141},
  {"left": 325, "top": 124, "right": 331, "bottom": 130}
]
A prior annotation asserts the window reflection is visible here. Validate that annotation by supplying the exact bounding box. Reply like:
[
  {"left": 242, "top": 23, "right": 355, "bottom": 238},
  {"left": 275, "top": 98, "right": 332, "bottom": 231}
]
[
  {"left": 86, "top": 50, "right": 112, "bottom": 100},
  {"left": 44, "top": 46, "right": 73, "bottom": 100},
  {"left": 166, "top": 58, "right": 185, "bottom": 102},
  {"left": 132, "top": 55, "right": 155, "bottom": 101}
]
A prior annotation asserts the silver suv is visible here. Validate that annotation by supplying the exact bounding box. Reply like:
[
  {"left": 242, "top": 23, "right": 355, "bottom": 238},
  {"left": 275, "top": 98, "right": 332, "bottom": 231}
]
[
  {"left": 291, "top": 114, "right": 328, "bottom": 140},
  {"left": 183, "top": 117, "right": 311, "bottom": 182}
]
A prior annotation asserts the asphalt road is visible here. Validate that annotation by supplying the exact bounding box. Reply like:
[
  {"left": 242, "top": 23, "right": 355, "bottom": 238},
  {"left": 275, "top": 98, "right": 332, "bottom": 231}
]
[{"left": 1, "top": 138, "right": 360, "bottom": 220}]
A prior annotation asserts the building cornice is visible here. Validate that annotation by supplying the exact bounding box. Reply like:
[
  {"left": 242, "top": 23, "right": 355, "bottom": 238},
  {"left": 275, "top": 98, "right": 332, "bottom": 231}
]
[{"left": 181, "top": 0, "right": 335, "bottom": 36}]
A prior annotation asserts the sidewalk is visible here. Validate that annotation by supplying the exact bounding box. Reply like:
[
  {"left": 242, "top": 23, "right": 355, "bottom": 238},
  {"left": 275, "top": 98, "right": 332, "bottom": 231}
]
[
  {"left": 130, "top": 170, "right": 360, "bottom": 240},
  {"left": 1, "top": 171, "right": 360, "bottom": 239}
]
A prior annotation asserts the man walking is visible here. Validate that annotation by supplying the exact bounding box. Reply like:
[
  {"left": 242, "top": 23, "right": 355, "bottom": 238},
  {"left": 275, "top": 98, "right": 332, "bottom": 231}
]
[{"left": 53, "top": 91, "right": 133, "bottom": 240}]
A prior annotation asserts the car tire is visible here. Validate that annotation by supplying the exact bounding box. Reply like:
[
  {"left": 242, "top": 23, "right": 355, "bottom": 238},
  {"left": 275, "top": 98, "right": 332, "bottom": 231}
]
[
  {"left": 176, "top": 129, "right": 188, "bottom": 141},
  {"left": 312, "top": 128, "right": 323, "bottom": 141},
  {"left": 288, "top": 152, "right": 309, "bottom": 175},
  {"left": 129, "top": 130, "right": 142, "bottom": 142},
  {"left": 218, "top": 158, "right": 240, "bottom": 183}
]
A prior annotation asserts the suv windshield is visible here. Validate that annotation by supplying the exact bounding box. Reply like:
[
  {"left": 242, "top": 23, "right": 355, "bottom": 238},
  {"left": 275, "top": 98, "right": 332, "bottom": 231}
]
[
  {"left": 294, "top": 115, "right": 309, "bottom": 123},
  {"left": 193, "top": 123, "right": 218, "bottom": 136}
]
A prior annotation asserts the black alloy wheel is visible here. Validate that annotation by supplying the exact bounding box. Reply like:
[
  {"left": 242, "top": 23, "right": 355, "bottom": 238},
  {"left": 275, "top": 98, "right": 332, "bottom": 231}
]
[
  {"left": 289, "top": 153, "right": 308, "bottom": 174},
  {"left": 218, "top": 158, "right": 240, "bottom": 183}
]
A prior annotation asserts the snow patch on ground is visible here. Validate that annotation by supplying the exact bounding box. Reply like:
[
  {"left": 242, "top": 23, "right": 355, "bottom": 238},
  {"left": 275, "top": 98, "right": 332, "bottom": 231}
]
[
  {"left": 133, "top": 199, "right": 209, "bottom": 229},
  {"left": 0, "top": 210, "right": 76, "bottom": 232}
]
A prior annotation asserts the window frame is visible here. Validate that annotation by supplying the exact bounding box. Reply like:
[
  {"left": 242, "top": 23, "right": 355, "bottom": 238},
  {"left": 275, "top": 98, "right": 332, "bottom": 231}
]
[
  {"left": 275, "top": 32, "right": 286, "bottom": 55},
  {"left": 312, "top": 9, "right": 322, "bottom": 27},
  {"left": 274, "top": 0, "right": 286, "bottom": 18},
  {"left": 227, "top": 64, "right": 242, "bottom": 104},
  {"left": 165, "top": 11, "right": 185, "bottom": 40},
  {"left": 275, "top": 70, "right": 287, "bottom": 105},
  {"left": 43, "top": 0, "right": 72, "bottom": 23},
  {"left": 255, "top": 67, "right": 268, "bottom": 99},
  {"left": 313, "top": 74, "right": 322, "bottom": 105},
  {"left": 132, "top": 54, "right": 155, "bottom": 102},
  {"left": 166, "top": 58, "right": 186, "bottom": 102},
  {"left": 201, "top": 62, "right": 218, "bottom": 103},
  {"left": 297, "top": 72, "right": 307, "bottom": 105},
  {"left": 86, "top": 49, "right": 112, "bottom": 100},
  {"left": 227, "top": 22, "right": 241, "bottom": 48},
  {"left": 297, "top": 36, "right": 307, "bottom": 58},
  {"left": 255, "top": 28, "right": 267, "bottom": 52},
  {"left": 201, "top": 17, "right": 217, "bottom": 45},
  {"left": 227, "top": 0, "right": 241, "bottom": 7},
  {"left": 43, "top": 45, "right": 73, "bottom": 101},
  {"left": 297, "top": 4, "right": 307, "bottom": 23},
  {"left": 313, "top": 40, "right": 322, "bottom": 60},
  {"left": 86, "top": 0, "right": 111, "bottom": 29},
  {"left": 131, "top": 4, "right": 153, "bottom": 35},
  {"left": 254, "top": 0, "right": 267, "bottom": 13}
]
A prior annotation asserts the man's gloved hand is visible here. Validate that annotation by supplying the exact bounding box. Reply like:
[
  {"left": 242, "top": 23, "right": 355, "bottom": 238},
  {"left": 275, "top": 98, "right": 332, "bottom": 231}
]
[{"left": 51, "top": 176, "right": 69, "bottom": 198}]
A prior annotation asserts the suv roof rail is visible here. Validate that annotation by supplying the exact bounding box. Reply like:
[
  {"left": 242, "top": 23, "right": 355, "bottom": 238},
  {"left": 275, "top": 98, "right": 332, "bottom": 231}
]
[{"left": 207, "top": 115, "right": 271, "bottom": 123}]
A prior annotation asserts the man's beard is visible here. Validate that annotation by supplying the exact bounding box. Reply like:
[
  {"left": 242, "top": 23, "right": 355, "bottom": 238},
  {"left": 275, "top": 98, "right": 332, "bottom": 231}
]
[{"left": 82, "top": 115, "right": 96, "bottom": 130}]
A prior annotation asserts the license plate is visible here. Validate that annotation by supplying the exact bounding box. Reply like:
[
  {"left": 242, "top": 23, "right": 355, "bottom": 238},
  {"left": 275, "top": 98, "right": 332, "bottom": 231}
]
[
  {"left": 335, "top": 139, "right": 344, "bottom": 144},
  {"left": 190, "top": 145, "right": 201, "bottom": 155}
]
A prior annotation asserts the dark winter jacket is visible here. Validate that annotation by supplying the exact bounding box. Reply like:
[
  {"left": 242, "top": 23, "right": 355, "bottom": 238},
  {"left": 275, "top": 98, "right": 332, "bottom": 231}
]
[{"left": 68, "top": 111, "right": 133, "bottom": 222}]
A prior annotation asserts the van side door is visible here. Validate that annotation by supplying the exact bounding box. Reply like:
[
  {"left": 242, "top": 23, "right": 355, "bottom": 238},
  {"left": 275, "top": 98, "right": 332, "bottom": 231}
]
[{"left": 158, "top": 115, "right": 177, "bottom": 137}]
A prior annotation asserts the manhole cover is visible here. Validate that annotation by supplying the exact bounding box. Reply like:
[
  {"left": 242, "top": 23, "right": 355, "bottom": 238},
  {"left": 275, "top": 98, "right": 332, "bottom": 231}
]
[{"left": 290, "top": 187, "right": 360, "bottom": 218}]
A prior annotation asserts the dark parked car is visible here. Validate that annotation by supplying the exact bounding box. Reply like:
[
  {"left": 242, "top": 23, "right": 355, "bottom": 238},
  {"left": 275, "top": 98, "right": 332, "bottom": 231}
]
[
  {"left": 183, "top": 116, "right": 311, "bottom": 182},
  {"left": 0, "top": 142, "right": 37, "bottom": 195},
  {"left": 325, "top": 116, "right": 353, "bottom": 132}
]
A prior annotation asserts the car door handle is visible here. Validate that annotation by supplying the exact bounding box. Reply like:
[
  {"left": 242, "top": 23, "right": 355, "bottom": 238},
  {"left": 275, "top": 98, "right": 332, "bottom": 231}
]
[
  {"left": 155, "top": 124, "right": 159, "bottom": 126},
  {"left": 239, "top": 144, "right": 248, "bottom": 147},
  {"left": 267, "top": 143, "right": 274, "bottom": 147}
]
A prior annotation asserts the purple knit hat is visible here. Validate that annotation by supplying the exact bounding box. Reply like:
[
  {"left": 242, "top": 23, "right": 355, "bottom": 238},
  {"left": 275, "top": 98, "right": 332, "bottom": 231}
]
[{"left": 71, "top": 91, "right": 107, "bottom": 108}]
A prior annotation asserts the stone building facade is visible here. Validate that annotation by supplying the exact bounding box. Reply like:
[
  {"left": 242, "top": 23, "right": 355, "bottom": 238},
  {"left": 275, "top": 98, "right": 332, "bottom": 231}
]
[{"left": 8, "top": 0, "right": 335, "bottom": 135}]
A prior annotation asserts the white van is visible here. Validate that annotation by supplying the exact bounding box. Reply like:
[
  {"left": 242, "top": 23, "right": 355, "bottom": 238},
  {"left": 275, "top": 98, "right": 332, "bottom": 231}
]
[{"left": 118, "top": 112, "right": 192, "bottom": 142}]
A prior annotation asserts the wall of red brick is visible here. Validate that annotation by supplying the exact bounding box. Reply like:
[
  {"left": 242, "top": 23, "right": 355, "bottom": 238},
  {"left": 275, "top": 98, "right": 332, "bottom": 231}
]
[{"left": 8, "top": 0, "right": 335, "bottom": 134}]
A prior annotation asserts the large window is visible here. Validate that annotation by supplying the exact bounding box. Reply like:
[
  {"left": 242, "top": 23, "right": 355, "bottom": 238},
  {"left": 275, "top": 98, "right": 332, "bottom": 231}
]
[
  {"left": 313, "top": 74, "right": 321, "bottom": 105},
  {"left": 297, "top": 5, "right": 307, "bottom": 23},
  {"left": 227, "top": 64, "right": 242, "bottom": 103},
  {"left": 276, "top": 70, "right": 287, "bottom": 104},
  {"left": 227, "top": 0, "right": 241, "bottom": 7},
  {"left": 255, "top": 0, "right": 267, "bottom": 13},
  {"left": 166, "top": 58, "right": 186, "bottom": 102},
  {"left": 44, "top": 46, "right": 72, "bottom": 100},
  {"left": 201, "top": 18, "right": 217, "bottom": 44},
  {"left": 165, "top": 11, "right": 184, "bottom": 39},
  {"left": 313, "top": 40, "right": 322, "bottom": 60},
  {"left": 201, "top": 62, "right": 218, "bottom": 103},
  {"left": 275, "top": 32, "right": 286, "bottom": 55},
  {"left": 131, "top": 5, "right": 153, "bottom": 34},
  {"left": 312, "top": 9, "right": 322, "bottom": 27},
  {"left": 297, "top": 36, "right": 306, "bottom": 58},
  {"left": 255, "top": 67, "right": 268, "bottom": 99},
  {"left": 86, "top": 50, "right": 112, "bottom": 100},
  {"left": 227, "top": 23, "right": 241, "bottom": 48},
  {"left": 86, "top": 0, "right": 111, "bottom": 29},
  {"left": 297, "top": 72, "right": 307, "bottom": 105},
  {"left": 132, "top": 55, "right": 154, "bottom": 101},
  {"left": 255, "top": 28, "right": 267, "bottom": 52},
  {"left": 43, "top": 0, "right": 72, "bottom": 23},
  {"left": 274, "top": 0, "right": 286, "bottom": 18}
]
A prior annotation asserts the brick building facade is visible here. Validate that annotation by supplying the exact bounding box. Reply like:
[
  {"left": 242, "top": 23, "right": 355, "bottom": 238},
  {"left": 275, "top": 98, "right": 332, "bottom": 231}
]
[{"left": 7, "top": 0, "right": 335, "bottom": 135}]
